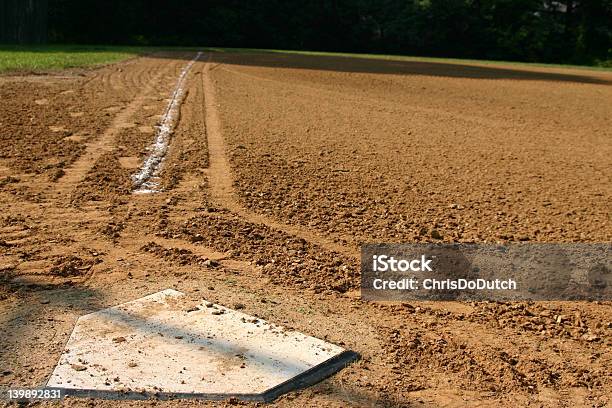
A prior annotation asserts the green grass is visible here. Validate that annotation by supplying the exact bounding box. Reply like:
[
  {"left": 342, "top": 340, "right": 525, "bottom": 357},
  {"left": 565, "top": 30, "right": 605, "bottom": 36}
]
[
  {"left": 210, "top": 47, "right": 612, "bottom": 72},
  {"left": 0, "top": 45, "right": 150, "bottom": 73}
]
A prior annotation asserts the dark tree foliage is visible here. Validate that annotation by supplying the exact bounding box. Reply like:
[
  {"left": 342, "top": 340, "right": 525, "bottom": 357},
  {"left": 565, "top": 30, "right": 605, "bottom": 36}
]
[
  {"left": 7, "top": 0, "right": 612, "bottom": 64},
  {"left": 0, "top": 0, "right": 48, "bottom": 44}
]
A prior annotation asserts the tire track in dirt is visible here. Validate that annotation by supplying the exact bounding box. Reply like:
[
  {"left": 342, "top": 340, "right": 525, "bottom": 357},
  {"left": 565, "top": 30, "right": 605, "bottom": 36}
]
[
  {"left": 203, "top": 61, "right": 359, "bottom": 260},
  {"left": 1, "top": 57, "right": 194, "bottom": 286},
  {"left": 54, "top": 60, "right": 179, "bottom": 193},
  {"left": 132, "top": 52, "right": 203, "bottom": 192}
]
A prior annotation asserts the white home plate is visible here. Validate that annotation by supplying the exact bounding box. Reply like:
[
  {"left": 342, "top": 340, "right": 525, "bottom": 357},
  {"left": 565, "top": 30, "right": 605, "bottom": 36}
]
[{"left": 47, "top": 289, "right": 356, "bottom": 401}]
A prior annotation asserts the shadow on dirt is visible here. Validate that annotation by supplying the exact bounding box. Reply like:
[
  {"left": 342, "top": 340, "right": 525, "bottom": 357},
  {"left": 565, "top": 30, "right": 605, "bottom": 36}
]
[
  {"left": 0, "top": 275, "right": 108, "bottom": 363},
  {"left": 311, "top": 381, "right": 422, "bottom": 407},
  {"left": 148, "top": 50, "right": 611, "bottom": 85}
]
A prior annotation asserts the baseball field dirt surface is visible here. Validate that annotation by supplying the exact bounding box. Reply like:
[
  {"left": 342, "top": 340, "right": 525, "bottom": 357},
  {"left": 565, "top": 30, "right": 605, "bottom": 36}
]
[{"left": 0, "top": 51, "right": 610, "bottom": 407}]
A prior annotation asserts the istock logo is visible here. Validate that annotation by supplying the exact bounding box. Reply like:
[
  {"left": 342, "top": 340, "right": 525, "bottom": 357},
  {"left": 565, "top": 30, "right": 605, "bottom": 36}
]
[{"left": 372, "top": 255, "right": 433, "bottom": 272}]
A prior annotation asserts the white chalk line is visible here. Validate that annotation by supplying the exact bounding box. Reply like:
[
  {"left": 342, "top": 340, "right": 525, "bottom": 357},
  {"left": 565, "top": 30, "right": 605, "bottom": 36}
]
[{"left": 132, "top": 51, "right": 203, "bottom": 194}]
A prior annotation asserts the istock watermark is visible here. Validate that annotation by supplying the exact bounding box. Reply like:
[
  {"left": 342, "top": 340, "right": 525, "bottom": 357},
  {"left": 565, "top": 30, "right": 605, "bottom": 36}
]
[{"left": 361, "top": 243, "right": 610, "bottom": 301}]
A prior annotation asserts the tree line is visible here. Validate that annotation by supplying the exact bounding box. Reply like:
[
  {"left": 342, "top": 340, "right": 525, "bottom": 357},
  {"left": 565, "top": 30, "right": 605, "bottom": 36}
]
[
  {"left": 2, "top": 0, "right": 611, "bottom": 65},
  {"left": 1, "top": 0, "right": 47, "bottom": 44}
]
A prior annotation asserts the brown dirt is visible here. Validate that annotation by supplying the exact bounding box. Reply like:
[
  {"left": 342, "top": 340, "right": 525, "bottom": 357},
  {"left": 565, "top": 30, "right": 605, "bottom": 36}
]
[{"left": 0, "top": 51, "right": 610, "bottom": 408}]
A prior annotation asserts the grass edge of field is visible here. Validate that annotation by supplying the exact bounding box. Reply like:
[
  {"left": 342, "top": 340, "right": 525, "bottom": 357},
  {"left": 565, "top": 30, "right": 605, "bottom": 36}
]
[
  {"left": 0, "top": 45, "right": 154, "bottom": 73},
  {"left": 1, "top": 44, "right": 610, "bottom": 74}
]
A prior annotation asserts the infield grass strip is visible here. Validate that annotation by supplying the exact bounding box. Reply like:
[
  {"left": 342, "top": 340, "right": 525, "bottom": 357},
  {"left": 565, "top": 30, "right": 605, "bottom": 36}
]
[{"left": 0, "top": 45, "right": 150, "bottom": 73}]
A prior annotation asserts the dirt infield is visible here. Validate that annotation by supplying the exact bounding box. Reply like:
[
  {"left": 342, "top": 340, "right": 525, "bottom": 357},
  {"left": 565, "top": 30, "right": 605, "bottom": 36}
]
[{"left": 0, "top": 51, "right": 610, "bottom": 407}]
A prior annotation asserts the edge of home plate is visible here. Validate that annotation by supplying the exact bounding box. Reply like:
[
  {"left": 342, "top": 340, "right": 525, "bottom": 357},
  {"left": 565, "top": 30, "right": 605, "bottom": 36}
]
[{"left": 46, "top": 289, "right": 358, "bottom": 401}]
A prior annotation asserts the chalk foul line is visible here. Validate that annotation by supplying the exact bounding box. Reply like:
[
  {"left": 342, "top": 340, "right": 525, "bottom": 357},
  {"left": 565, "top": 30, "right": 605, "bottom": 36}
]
[{"left": 132, "top": 51, "right": 202, "bottom": 194}]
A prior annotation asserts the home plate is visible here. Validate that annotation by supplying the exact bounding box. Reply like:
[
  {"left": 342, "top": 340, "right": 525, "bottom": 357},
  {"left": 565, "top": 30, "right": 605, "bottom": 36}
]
[{"left": 46, "top": 289, "right": 358, "bottom": 401}]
